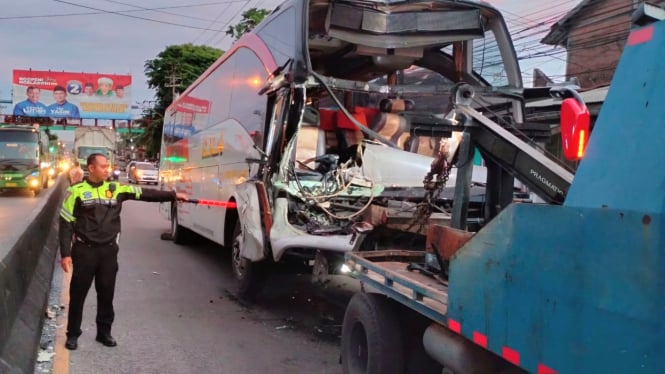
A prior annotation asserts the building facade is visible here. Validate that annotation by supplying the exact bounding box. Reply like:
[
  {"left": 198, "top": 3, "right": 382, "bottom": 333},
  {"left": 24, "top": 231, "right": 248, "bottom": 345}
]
[{"left": 541, "top": 0, "right": 638, "bottom": 89}]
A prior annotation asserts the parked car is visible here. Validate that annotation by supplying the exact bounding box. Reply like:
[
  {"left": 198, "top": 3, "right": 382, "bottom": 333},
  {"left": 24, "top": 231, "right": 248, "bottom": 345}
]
[{"left": 127, "top": 161, "right": 158, "bottom": 185}]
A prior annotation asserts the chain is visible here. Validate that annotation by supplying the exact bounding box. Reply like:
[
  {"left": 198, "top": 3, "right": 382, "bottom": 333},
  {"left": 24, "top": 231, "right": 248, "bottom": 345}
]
[{"left": 406, "top": 145, "right": 453, "bottom": 234}]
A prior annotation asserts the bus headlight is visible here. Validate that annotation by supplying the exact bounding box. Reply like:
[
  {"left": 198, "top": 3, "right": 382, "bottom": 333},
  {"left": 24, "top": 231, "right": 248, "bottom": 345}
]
[{"left": 29, "top": 179, "right": 39, "bottom": 187}]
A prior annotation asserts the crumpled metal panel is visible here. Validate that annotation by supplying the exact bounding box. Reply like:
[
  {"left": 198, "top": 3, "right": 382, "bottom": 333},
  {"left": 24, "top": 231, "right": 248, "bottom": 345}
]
[
  {"left": 330, "top": 4, "right": 482, "bottom": 35},
  {"left": 234, "top": 182, "right": 265, "bottom": 262}
]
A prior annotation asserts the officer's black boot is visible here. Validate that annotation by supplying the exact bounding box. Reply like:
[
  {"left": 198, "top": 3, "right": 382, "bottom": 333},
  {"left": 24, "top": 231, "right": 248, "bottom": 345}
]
[
  {"left": 65, "top": 336, "right": 78, "bottom": 350},
  {"left": 96, "top": 325, "right": 117, "bottom": 347},
  {"left": 95, "top": 333, "right": 117, "bottom": 347}
]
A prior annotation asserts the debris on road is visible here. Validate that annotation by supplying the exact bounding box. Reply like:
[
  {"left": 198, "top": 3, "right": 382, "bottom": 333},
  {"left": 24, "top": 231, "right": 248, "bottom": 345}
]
[{"left": 36, "top": 351, "right": 54, "bottom": 363}]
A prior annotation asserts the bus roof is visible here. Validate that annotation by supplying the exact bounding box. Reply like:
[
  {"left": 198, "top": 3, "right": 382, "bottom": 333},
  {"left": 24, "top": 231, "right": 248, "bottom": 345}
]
[{"left": 167, "top": 0, "right": 515, "bottom": 112}]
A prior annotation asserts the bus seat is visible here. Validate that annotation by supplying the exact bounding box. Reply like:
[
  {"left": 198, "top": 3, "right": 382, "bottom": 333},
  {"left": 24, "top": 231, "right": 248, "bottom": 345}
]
[
  {"left": 337, "top": 111, "right": 367, "bottom": 148},
  {"left": 319, "top": 108, "right": 340, "bottom": 153},
  {"left": 378, "top": 98, "right": 415, "bottom": 113},
  {"left": 410, "top": 134, "right": 463, "bottom": 159},
  {"left": 410, "top": 136, "right": 442, "bottom": 157},
  {"left": 295, "top": 109, "right": 326, "bottom": 170},
  {"left": 370, "top": 113, "right": 411, "bottom": 149},
  {"left": 370, "top": 98, "right": 414, "bottom": 150},
  {"left": 355, "top": 106, "right": 380, "bottom": 125}
]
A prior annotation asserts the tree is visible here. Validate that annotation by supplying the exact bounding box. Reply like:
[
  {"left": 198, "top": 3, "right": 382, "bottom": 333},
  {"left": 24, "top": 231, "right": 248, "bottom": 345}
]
[
  {"left": 226, "top": 8, "right": 271, "bottom": 41},
  {"left": 142, "top": 44, "right": 223, "bottom": 157},
  {"left": 144, "top": 43, "right": 223, "bottom": 112}
]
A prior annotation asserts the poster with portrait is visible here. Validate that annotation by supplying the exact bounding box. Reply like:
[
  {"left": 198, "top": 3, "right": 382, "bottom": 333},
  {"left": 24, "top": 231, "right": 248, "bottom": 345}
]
[{"left": 12, "top": 70, "right": 132, "bottom": 120}]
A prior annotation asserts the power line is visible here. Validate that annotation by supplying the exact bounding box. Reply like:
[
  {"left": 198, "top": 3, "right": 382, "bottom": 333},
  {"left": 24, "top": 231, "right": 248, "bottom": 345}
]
[
  {"left": 52, "top": 0, "right": 230, "bottom": 31},
  {"left": 479, "top": 2, "right": 633, "bottom": 65},
  {"left": 502, "top": 0, "right": 579, "bottom": 29},
  {"left": 210, "top": 0, "right": 261, "bottom": 48},
  {"left": 0, "top": 1, "right": 245, "bottom": 20},
  {"left": 483, "top": 1, "right": 630, "bottom": 60},
  {"left": 192, "top": 2, "right": 237, "bottom": 45},
  {"left": 98, "top": 0, "right": 244, "bottom": 23}
]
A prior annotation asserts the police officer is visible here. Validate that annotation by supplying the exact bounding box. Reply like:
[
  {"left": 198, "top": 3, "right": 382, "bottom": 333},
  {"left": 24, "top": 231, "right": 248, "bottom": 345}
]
[{"left": 59, "top": 153, "right": 187, "bottom": 350}]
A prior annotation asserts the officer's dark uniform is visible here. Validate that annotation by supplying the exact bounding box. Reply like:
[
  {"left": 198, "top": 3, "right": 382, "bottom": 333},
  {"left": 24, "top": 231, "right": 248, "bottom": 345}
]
[{"left": 59, "top": 178, "right": 177, "bottom": 344}]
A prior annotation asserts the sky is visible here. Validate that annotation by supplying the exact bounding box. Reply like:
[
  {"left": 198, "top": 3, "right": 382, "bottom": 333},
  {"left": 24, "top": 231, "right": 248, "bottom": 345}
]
[{"left": 0, "top": 0, "right": 579, "bottom": 119}]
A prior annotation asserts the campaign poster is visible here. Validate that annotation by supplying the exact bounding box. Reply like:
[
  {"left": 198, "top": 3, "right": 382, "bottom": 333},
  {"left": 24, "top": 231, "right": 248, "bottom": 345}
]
[{"left": 12, "top": 70, "right": 132, "bottom": 120}]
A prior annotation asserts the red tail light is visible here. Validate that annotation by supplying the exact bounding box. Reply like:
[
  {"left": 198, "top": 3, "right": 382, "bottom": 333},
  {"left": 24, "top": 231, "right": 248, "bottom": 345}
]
[{"left": 560, "top": 97, "right": 590, "bottom": 160}]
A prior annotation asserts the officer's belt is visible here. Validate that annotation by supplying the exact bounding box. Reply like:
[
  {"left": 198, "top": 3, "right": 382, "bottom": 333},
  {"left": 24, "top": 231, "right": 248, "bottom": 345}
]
[{"left": 74, "top": 235, "right": 116, "bottom": 247}]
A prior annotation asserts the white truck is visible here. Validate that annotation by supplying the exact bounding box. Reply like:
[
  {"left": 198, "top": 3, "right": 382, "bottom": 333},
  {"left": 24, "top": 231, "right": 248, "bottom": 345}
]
[{"left": 74, "top": 127, "right": 118, "bottom": 179}]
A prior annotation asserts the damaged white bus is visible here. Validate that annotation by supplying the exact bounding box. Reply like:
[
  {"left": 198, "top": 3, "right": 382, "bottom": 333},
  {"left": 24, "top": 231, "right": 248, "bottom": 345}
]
[{"left": 159, "top": 0, "right": 566, "bottom": 298}]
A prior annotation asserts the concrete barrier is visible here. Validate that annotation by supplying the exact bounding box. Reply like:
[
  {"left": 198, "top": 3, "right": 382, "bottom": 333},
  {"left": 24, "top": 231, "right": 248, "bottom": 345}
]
[{"left": 0, "top": 176, "right": 67, "bottom": 374}]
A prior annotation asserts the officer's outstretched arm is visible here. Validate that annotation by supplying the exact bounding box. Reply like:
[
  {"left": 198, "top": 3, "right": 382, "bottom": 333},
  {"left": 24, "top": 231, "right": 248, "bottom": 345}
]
[{"left": 115, "top": 184, "right": 178, "bottom": 203}]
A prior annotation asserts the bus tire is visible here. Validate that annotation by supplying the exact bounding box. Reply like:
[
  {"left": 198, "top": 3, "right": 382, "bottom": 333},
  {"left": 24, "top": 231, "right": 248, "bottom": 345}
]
[
  {"left": 32, "top": 187, "right": 41, "bottom": 197},
  {"left": 231, "top": 220, "right": 266, "bottom": 301},
  {"left": 42, "top": 178, "right": 48, "bottom": 189},
  {"left": 341, "top": 293, "right": 404, "bottom": 374},
  {"left": 171, "top": 205, "right": 191, "bottom": 245}
]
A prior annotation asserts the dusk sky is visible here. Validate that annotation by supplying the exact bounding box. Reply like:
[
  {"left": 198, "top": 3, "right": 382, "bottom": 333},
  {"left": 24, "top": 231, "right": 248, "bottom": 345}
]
[{"left": 0, "top": 0, "right": 579, "bottom": 112}]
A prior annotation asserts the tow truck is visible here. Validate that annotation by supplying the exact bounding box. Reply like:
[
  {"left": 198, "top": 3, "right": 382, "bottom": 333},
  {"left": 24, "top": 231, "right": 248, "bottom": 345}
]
[{"left": 340, "top": 9, "right": 664, "bottom": 374}]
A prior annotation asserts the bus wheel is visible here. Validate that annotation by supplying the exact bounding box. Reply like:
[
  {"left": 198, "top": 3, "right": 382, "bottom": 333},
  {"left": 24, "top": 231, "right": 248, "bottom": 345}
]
[
  {"left": 231, "top": 221, "right": 266, "bottom": 301},
  {"left": 171, "top": 205, "right": 191, "bottom": 244},
  {"left": 32, "top": 187, "right": 41, "bottom": 197},
  {"left": 341, "top": 293, "right": 404, "bottom": 374},
  {"left": 42, "top": 178, "right": 48, "bottom": 189},
  {"left": 312, "top": 250, "right": 334, "bottom": 286}
]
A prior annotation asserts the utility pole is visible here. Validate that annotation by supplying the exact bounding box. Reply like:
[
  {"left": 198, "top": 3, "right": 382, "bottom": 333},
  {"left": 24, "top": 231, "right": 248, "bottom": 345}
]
[{"left": 165, "top": 65, "right": 181, "bottom": 101}]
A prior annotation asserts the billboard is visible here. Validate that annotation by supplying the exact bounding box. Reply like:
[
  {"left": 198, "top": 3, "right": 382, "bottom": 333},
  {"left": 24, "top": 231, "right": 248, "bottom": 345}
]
[{"left": 12, "top": 69, "right": 132, "bottom": 120}]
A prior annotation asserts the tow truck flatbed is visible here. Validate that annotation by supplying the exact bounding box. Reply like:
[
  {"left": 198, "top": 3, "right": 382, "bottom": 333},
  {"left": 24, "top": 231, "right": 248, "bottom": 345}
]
[{"left": 346, "top": 251, "right": 449, "bottom": 322}]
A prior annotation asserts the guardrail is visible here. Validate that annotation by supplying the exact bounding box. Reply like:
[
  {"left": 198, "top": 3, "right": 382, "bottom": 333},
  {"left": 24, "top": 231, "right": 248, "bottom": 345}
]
[{"left": 0, "top": 175, "right": 67, "bottom": 373}]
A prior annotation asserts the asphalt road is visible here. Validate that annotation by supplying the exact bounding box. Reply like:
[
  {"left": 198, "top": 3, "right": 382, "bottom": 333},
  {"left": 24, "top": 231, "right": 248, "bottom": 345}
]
[{"left": 46, "top": 183, "right": 357, "bottom": 374}]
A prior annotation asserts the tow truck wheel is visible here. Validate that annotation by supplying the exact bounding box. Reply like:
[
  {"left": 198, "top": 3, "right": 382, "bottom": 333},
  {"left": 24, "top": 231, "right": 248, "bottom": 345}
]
[
  {"left": 171, "top": 204, "right": 191, "bottom": 244},
  {"left": 341, "top": 293, "right": 404, "bottom": 374},
  {"left": 231, "top": 220, "right": 266, "bottom": 301}
]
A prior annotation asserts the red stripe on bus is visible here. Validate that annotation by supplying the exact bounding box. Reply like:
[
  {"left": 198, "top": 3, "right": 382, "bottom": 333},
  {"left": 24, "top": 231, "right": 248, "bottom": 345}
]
[
  {"left": 196, "top": 199, "right": 237, "bottom": 208},
  {"left": 502, "top": 346, "right": 520, "bottom": 366},
  {"left": 627, "top": 26, "right": 654, "bottom": 46},
  {"left": 472, "top": 332, "right": 487, "bottom": 348},
  {"left": 537, "top": 363, "right": 557, "bottom": 374},
  {"left": 448, "top": 319, "right": 461, "bottom": 333}
]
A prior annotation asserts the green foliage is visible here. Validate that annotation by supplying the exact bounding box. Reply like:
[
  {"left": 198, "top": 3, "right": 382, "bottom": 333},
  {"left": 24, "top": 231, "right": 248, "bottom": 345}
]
[
  {"left": 144, "top": 43, "right": 223, "bottom": 111},
  {"left": 226, "top": 8, "right": 271, "bottom": 41},
  {"left": 142, "top": 44, "right": 223, "bottom": 157},
  {"left": 138, "top": 117, "right": 164, "bottom": 157}
]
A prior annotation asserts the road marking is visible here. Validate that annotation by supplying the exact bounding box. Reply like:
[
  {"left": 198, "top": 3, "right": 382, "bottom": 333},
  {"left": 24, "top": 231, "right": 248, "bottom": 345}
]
[{"left": 52, "top": 269, "right": 71, "bottom": 374}]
